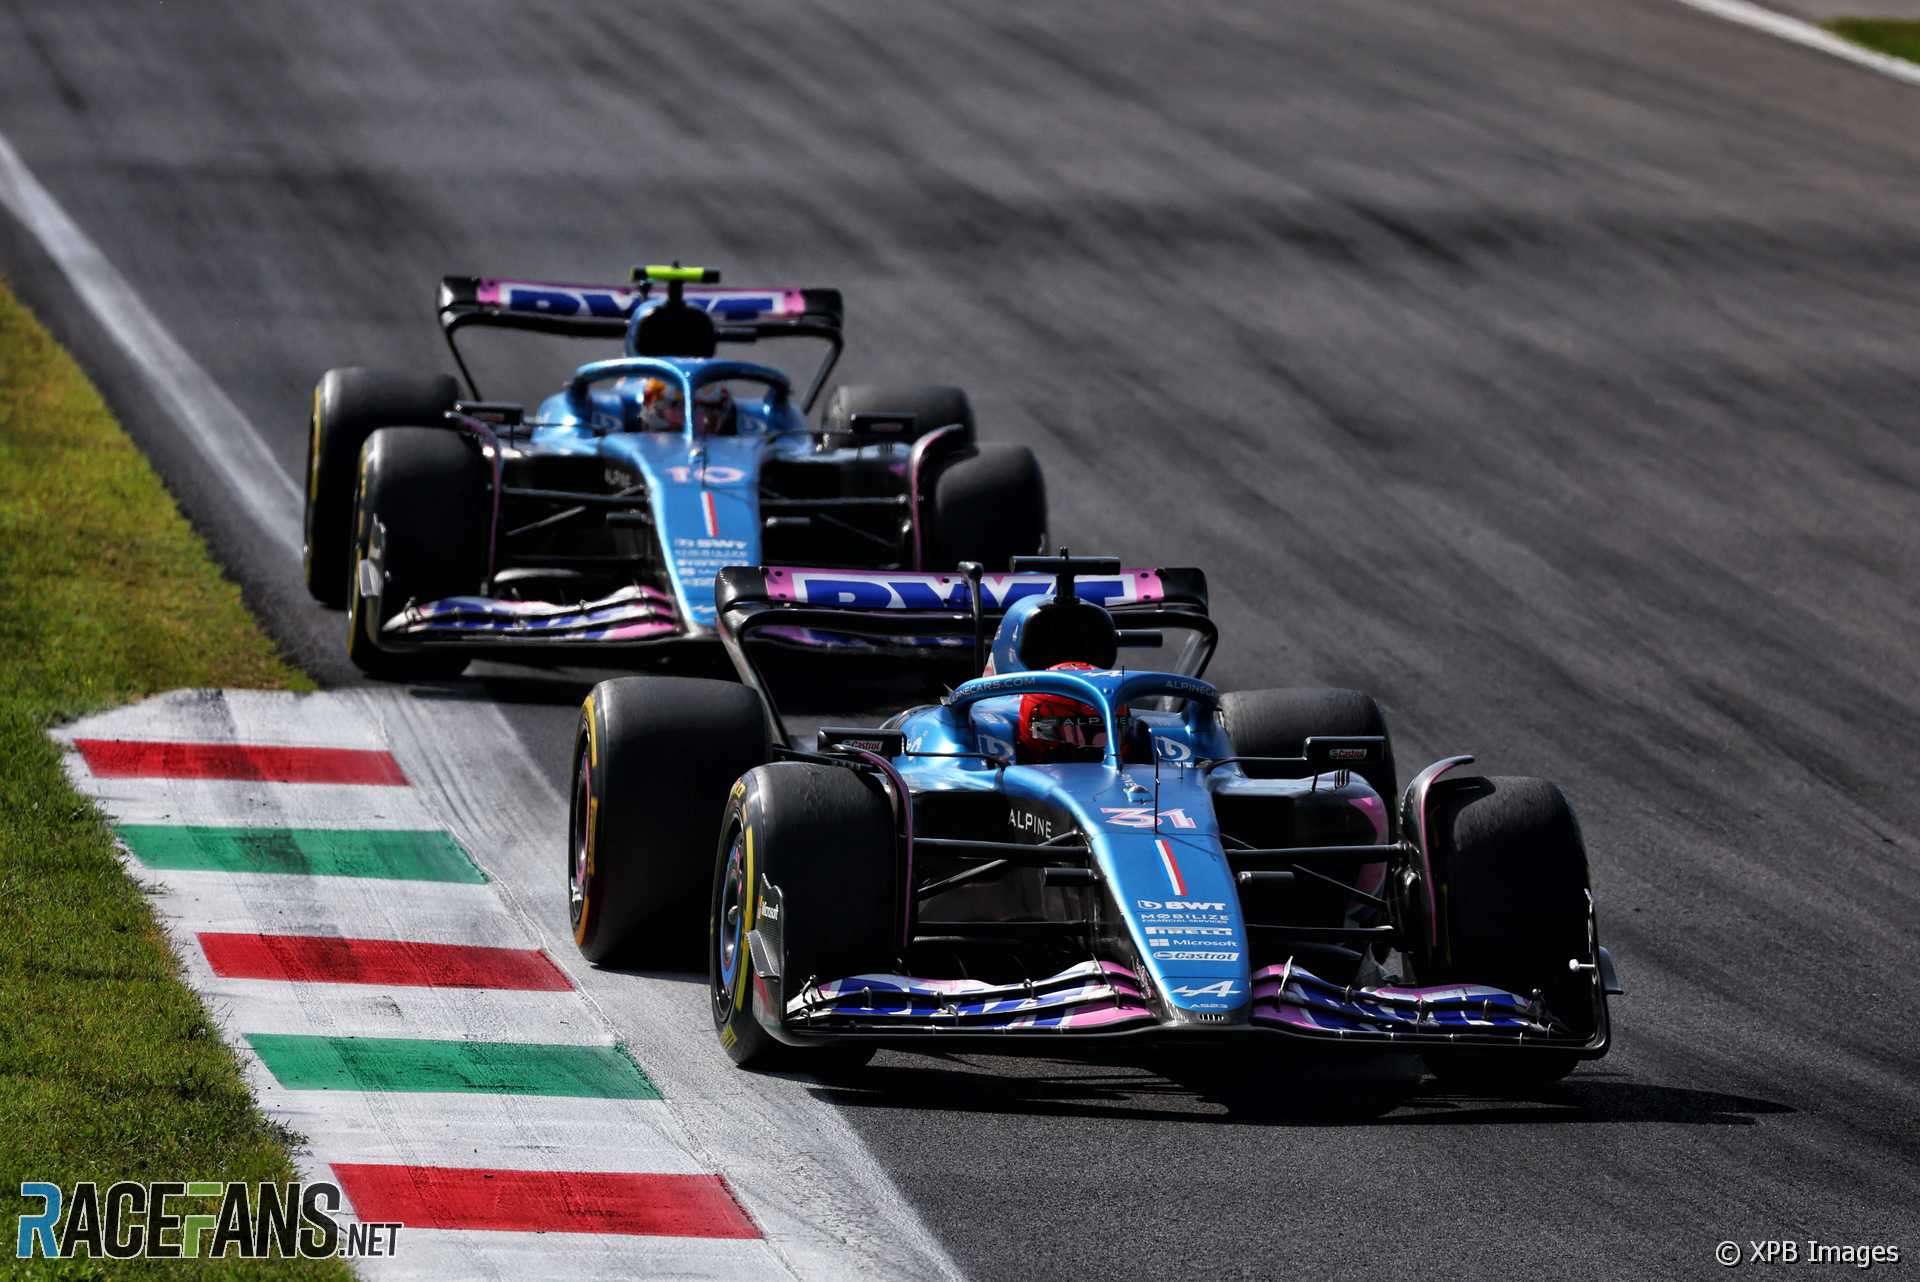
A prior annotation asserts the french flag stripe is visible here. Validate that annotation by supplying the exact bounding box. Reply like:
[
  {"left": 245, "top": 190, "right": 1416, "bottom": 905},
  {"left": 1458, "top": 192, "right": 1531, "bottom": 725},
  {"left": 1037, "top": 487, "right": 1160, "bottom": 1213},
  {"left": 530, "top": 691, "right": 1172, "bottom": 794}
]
[
  {"left": 702, "top": 491, "right": 719, "bottom": 537},
  {"left": 1157, "top": 839, "right": 1187, "bottom": 896}
]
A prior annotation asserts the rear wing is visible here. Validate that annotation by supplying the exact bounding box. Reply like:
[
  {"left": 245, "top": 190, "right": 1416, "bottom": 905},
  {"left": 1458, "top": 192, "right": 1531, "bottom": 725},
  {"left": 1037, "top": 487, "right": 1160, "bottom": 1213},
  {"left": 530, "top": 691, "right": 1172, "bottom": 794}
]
[
  {"left": 435, "top": 275, "right": 845, "bottom": 407},
  {"left": 714, "top": 565, "right": 1214, "bottom": 746}
]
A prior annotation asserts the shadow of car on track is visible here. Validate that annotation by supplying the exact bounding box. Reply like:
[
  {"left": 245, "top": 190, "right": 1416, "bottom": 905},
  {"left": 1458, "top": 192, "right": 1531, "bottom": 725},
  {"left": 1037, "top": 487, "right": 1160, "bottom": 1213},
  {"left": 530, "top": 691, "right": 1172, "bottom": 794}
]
[{"left": 806, "top": 1052, "right": 1795, "bottom": 1129}]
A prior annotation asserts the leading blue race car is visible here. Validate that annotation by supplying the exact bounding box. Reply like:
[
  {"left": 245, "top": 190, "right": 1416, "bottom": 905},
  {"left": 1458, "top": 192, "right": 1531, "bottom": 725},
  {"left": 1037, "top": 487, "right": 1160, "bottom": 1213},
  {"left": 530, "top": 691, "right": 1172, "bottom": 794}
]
[
  {"left": 568, "top": 553, "right": 1622, "bottom": 1089},
  {"left": 301, "top": 264, "right": 1047, "bottom": 678}
]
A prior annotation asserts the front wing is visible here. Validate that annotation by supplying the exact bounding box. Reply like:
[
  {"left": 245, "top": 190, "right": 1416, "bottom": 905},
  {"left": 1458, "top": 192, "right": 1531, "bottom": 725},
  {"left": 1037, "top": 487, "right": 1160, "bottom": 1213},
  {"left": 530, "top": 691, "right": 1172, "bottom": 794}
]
[{"left": 771, "top": 957, "right": 1600, "bottom": 1051}]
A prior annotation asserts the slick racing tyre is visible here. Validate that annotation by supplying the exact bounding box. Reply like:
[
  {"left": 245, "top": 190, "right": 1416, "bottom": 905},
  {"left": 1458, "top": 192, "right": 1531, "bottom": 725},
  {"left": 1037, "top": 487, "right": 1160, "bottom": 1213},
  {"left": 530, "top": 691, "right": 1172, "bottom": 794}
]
[
  {"left": 1416, "top": 775, "right": 1595, "bottom": 1090},
  {"left": 711, "top": 763, "right": 892, "bottom": 1071},
  {"left": 571, "top": 676, "right": 769, "bottom": 966},
  {"left": 822, "top": 383, "right": 974, "bottom": 443},
  {"left": 928, "top": 443, "right": 1048, "bottom": 571},
  {"left": 346, "top": 426, "right": 487, "bottom": 680},
  {"left": 1216, "top": 687, "right": 1399, "bottom": 830},
  {"left": 306, "top": 367, "right": 458, "bottom": 607}
]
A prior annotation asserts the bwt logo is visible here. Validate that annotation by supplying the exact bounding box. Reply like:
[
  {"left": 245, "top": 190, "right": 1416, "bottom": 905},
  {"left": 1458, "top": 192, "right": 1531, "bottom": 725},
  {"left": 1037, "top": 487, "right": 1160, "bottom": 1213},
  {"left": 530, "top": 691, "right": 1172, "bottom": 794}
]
[
  {"left": 500, "top": 284, "right": 785, "bottom": 322},
  {"left": 790, "top": 572, "right": 1148, "bottom": 611},
  {"left": 16, "top": 1181, "right": 400, "bottom": 1261},
  {"left": 504, "top": 285, "right": 645, "bottom": 319}
]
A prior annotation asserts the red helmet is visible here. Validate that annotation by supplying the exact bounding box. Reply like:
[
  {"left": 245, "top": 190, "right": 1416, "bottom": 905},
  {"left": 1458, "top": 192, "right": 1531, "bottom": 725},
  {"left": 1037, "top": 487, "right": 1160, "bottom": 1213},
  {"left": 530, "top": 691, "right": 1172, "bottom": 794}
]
[{"left": 1017, "top": 662, "right": 1124, "bottom": 764}]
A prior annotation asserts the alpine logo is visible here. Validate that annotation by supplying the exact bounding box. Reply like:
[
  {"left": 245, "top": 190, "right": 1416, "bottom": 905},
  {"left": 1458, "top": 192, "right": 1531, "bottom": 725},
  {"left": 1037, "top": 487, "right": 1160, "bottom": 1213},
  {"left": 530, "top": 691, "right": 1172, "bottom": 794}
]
[{"left": 1007, "top": 806, "right": 1056, "bottom": 840}]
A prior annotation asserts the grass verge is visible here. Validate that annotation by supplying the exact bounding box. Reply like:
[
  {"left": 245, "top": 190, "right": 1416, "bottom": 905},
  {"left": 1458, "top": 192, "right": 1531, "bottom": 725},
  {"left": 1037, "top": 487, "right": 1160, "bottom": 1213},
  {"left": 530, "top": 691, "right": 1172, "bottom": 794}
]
[
  {"left": 1824, "top": 17, "right": 1920, "bottom": 63},
  {"left": 0, "top": 278, "right": 342, "bottom": 1277}
]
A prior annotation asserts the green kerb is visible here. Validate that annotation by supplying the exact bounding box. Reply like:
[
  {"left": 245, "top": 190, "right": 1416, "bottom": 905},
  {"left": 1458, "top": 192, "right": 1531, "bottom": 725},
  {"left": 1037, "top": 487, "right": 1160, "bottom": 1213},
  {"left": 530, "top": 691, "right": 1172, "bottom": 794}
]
[
  {"left": 115, "top": 825, "right": 484, "bottom": 882},
  {"left": 244, "top": 1035, "right": 658, "bottom": 1098}
]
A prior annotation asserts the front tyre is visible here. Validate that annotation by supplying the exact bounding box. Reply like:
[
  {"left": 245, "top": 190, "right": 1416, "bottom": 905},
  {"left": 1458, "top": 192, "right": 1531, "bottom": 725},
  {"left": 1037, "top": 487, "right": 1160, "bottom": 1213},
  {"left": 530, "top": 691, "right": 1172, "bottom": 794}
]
[
  {"left": 712, "top": 764, "right": 893, "bottom": 1070},
  {"left": 1217, "top": 687, "right": 1399, "bottom": 830},
  {"left": 570, "top": 676, "right": 769, "bottom": 966},
  {"left": 927, "top": 444, "right": 1047, "bottom": 571},
  {"left": 1416, "top": 775, "right": 1596, "bottom": 1090},
  {"left": 306, "top": 368, "right": 457, "bottom": 608},
  {"left": 346, "top": 426, "right": 488, "bottom": 680}
]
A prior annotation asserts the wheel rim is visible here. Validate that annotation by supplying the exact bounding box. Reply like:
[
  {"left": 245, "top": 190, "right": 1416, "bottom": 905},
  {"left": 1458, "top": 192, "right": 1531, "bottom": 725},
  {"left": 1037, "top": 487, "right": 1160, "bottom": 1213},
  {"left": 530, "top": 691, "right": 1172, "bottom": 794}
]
[
  {"left": 714, "top": 829, "right": 748, "bottom": 1019},
  {"left": 568, "top": 750, "right": 591, "bottom": 929}
]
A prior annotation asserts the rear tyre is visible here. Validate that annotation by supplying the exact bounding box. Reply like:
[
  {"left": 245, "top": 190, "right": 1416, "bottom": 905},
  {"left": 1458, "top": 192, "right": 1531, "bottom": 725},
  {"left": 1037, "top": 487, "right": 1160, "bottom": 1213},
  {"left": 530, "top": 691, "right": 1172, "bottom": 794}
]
[
  {"left": 305, "top": 368, "right": 458, "bottom": 607},
  {"left": 1216, "top": 687, "right": 1399, "bottom": 828},
  {"left": 571, "top": 676, "right": 769, "bottom": 966},
  {"left": 928, "top": 443, "right": 1048, "bottom": 571},
  {"left": 346, "top": 426, "right": 487, "bottom": 680},
  {"left": 712, "top": 763, "right": 893, "bottom": 1071},
  {"left": 1417, "top": 775, "right": 1594, "bottom": 1090}
]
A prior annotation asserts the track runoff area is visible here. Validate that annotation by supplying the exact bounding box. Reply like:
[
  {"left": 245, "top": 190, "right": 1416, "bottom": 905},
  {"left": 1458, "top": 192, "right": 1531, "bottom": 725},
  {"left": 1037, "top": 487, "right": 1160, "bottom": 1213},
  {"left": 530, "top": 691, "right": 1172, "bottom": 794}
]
[{"left": 49, "top": 688, "right": 853, "bottom": 1279}]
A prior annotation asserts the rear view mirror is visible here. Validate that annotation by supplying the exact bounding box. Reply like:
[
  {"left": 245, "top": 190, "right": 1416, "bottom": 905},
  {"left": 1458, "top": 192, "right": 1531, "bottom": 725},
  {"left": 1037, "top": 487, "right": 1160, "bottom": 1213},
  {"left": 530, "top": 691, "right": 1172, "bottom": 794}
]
[
  {"left": 845, "top": 412, "right": 914, "bottom": 437},
  {"left": 452, "top": 400, "right": 524, "bottom": 428}
]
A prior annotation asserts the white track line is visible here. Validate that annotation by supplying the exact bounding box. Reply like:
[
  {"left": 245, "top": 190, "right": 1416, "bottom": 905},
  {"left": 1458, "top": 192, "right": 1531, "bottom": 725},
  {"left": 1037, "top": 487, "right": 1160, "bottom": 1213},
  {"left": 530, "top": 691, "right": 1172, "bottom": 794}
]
[
  {"left": 1672, "top": 0, "right": 1920, "bottom": 86},
  {"left": 0, "top": 134, "right": 303, "bottom": 559}
]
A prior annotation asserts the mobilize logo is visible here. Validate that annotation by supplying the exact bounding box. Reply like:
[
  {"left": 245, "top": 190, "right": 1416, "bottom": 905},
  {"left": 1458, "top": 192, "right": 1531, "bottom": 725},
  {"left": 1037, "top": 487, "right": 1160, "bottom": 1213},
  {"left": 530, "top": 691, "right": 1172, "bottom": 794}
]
[{"left": 16, "top": 1180, "right": 401, "bottom": 1261}]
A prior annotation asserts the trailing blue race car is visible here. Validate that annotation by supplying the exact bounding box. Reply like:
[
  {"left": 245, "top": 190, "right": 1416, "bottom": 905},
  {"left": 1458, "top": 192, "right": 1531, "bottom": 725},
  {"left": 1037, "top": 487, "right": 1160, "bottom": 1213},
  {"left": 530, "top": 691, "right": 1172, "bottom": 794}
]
[
  {"left": 302, "top": 265, "right": 1046, "bottom": 678},
  {"left": 569, "top": 553, "right": 1622, "bottom": 1089}
]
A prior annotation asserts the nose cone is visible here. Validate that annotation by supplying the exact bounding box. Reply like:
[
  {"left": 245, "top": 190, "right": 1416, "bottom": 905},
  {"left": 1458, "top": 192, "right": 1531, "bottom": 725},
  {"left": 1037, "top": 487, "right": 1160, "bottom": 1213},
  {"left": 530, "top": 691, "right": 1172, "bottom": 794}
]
[{"left": 1073, "top": 767, "right": 1252, "bottom": 1023}]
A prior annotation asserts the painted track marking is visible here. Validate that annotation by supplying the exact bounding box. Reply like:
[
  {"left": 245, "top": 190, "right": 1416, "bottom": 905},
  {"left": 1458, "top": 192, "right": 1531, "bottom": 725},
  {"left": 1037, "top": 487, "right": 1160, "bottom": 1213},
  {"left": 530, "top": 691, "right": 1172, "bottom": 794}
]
[
  {"left": 199, "top": 933, "right": 574, "bottom": 991},
  {"left": 0, "top": 133, "right": 303, "bottom": 557},
  {"left": 333, "top": 1165, "right": 762, "bottom": 1239},
  {"left": 54, "top": 692, "right": 959, "bottom": 1277},
  {"left": 245, "top": 1034, "right": 657, "bottom": 1098},
  {"left": 1672, "top": 0, "right": 1920, "bottom": 87},
  {"left": 76, "top": 738, "right": 408, "bottom": 785},
  {"left": 116, "top": 824, "right": 484, "bottom": 882}
]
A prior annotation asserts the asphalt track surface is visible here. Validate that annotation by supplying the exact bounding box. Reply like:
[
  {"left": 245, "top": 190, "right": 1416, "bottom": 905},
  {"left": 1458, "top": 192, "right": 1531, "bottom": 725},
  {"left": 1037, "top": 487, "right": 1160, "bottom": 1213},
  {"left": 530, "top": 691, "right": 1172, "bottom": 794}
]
[{"left": 3, "top": 2, "right": 1918, "bottom": 1277}]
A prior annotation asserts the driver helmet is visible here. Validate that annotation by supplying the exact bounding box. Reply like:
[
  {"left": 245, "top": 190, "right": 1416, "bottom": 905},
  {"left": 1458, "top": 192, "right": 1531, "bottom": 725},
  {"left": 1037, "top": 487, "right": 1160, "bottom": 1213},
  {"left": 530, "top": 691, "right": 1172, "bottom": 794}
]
[
  {"left": 1017, "top": 662, "right": 1127, "bottom": 764},
  {"left": 638, "top": 378, "right": 735, "bottom": 434}
]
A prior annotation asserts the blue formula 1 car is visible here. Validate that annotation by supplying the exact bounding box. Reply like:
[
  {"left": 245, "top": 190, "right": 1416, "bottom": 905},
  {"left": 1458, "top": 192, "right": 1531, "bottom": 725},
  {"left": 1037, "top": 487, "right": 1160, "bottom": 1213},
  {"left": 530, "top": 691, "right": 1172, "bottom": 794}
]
[
  {"left": 568, "top": 554, "right": 1622, "bottom": 1089},
  {"left": 301, "top": 265, "right": 1046, "bottom": 678}
]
